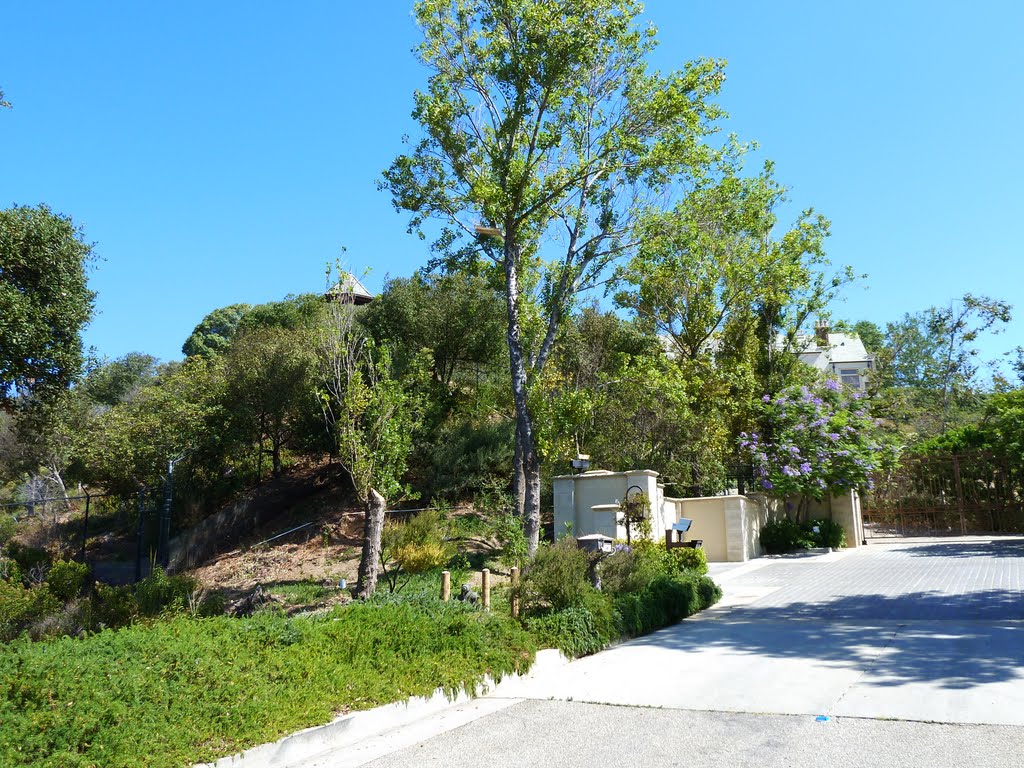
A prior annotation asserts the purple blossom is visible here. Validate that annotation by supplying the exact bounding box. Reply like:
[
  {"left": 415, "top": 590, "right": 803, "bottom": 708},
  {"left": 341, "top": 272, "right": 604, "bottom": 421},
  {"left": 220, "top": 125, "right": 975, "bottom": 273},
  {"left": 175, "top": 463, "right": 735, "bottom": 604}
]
[
  {"left": 800, "top": 462, "right": 812, "bottom": 473},
  {"left": 782, "top": 466, "right": 798, "bottom": 477},
  {"left": 762, "top": 395, "right": 771, "bottom": 402},
  {"left": 789, "top": 446, "right": 801, "bottom": 454},
  {"left": 828, "top": 433, "right": 840, "bottom": 441},
  {"left": 825, "top": 379, "right": 842, "bottom": 391},
  {"left": 760, "top": 479, "right": 774, "bottom": 490}
]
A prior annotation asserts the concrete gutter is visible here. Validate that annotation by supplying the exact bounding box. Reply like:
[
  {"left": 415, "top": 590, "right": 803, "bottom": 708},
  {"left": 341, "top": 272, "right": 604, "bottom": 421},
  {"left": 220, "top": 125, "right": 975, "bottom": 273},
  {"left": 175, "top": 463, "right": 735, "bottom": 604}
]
[{"left": 194, "top": 648, "right": 571, "bottom": 768}]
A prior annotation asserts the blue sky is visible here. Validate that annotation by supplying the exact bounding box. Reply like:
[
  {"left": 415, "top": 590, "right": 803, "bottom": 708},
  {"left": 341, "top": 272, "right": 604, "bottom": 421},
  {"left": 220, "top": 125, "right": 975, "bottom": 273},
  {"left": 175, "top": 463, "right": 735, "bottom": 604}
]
[{"left": 2, "top": 1, "right": 1022, "bottom": 373}]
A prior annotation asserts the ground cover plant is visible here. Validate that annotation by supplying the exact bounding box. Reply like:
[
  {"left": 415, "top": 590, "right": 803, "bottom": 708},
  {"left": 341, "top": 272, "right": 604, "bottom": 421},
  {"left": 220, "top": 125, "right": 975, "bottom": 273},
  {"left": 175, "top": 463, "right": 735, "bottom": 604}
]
[{"left": 0, "top": 599, "right": 534, "bottom": 768}]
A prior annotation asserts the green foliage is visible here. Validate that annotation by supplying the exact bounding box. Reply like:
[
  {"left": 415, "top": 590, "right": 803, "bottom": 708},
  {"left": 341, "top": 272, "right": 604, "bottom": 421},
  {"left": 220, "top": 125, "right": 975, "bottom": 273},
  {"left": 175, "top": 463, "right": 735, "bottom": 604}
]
[
  {"left": 6, "top": 542, "right": 49, "bottom": 582},
  {"left": 182, "top": 303, "right": 252, "bottom": 358},
  {"left": 380, "top": 509, "right": 453, "bottom": 593},
  {"left": 0, "top": 514, "right": 15, "bottom": 548},
  {"left": 425, "top": 420, "right": 514, "bottom": 498},
  {"left": 0, "top": 204, "right": 96, "bottom": 410},
  {"left": 44, "top": 560, "right": 89, "bottom": 602},
  {"left": 492, "top": 510, "right": 529, "bottom": 571},
  {"left": 0, "top": 580, "right": 59, "bottom": 641},
  {"left": 613, "top": 574, "right": 721, "bottom": 638},
  {"left": 809, "top": 518, "right": 846, "bottom": 549},
  {"left": 89, "top": 583, "right": 139, "bottom": 629},
  {"left": 667, "top": 546, "right": 709, "bottom": 576},
  {"left": 81, "top": 356, "right": 228, "bottom": 498},
  {"left": 268, "top": 581, "right": 333, "bottom": 606},
  {"left": 359, "top": 272, "right": 505, "bottom": 394},
  {"left": 520, "top": 538, "right": 591, "bottom": 614},
  {"left": 0, "top": 601, "right": 534, "bottom": 768},
  {"left": 759, "top": 518, "right": 813, "bottom": 554},
  {"left": 134, "top": 568, "right": 200, "bottom": 616},
  {"left": 523, "top": 598, "right": 612, "bottom": 658},
  {"left": 80, "top": 353, "right": 158, "bottom": 408},
  {"left": 317, "top": 283, "right": 422, "bottom": 506}
]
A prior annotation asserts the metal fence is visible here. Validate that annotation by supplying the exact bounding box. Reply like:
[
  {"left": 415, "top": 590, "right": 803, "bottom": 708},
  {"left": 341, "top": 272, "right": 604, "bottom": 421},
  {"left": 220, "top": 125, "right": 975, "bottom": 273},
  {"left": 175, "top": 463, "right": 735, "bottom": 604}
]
[{"left": 863, "top": 452, "right": 1024, "bottom": 537}]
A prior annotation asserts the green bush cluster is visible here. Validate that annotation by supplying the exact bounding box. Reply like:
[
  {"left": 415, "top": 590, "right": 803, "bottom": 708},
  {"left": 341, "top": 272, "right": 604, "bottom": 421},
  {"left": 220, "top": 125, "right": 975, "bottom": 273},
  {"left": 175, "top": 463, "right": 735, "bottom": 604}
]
[
  {"left": 0, "top": 599, "right": 534, "bottom": 768},
  {"left": 760, "top": 517, "right": 846, "bottom": 554},
  {"left": 519, "top": 538, "right": 721, "bottom": 658}
]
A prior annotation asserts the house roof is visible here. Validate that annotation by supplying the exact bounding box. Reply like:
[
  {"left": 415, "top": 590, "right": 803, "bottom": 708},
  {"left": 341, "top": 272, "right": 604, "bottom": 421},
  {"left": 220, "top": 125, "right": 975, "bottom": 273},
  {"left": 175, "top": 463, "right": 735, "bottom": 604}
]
[
  {"left": 325, "top": 273, "right": 374, "bottom": 304},
  {"left": 796, "top": 333, "right": 873, "bottom": 370}
]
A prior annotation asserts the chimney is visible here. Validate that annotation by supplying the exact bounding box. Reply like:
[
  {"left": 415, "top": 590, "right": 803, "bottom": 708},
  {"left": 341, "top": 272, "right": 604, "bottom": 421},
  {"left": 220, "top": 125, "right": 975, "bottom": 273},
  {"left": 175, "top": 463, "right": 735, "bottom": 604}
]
[{"left": 814, "top": 319, "right": 829, "bottom": 346}]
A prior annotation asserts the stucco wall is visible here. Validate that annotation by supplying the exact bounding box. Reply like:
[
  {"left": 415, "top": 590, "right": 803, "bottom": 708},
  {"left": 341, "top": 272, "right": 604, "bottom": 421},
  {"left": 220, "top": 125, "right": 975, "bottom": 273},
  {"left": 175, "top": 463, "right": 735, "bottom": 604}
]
[{"left": 553, "top": 470, "right": 661, "bottom": 540}]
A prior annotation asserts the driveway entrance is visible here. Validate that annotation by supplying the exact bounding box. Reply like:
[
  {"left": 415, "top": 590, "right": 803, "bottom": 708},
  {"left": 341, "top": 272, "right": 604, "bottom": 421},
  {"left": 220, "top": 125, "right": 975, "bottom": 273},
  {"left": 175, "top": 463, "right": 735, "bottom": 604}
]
[
  {"left": 497, "top": 537, "right": 1024, "bottom": 724},
  {"left": 304, "top": 538, "right": 1024, "bottom": 768}
]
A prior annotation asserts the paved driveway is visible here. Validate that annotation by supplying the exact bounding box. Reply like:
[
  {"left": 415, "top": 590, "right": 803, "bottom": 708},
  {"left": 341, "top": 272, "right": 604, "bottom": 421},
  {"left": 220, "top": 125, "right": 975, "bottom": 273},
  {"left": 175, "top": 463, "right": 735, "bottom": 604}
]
[
  {"left": 493, "top": 537, "right": 1024, "bottom": 724},
  {"left": 308, "top": 537, "right": 1024, "bottom": 767}
]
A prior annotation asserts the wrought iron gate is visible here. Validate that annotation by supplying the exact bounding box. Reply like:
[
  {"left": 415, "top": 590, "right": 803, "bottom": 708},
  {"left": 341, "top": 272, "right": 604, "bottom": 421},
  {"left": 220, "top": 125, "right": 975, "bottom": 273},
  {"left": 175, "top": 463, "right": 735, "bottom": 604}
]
[{"left": 863, "top": 452, "right": 1024, "bottom": 538}]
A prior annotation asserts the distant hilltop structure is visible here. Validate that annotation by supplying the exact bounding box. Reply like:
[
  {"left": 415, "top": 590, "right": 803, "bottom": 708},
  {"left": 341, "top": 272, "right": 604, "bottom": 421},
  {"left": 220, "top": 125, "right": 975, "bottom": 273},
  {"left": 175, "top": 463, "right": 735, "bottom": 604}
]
[
  {"left": 795, "top": 320, "right": 874, "bottom": 390},
  {"left": 324, "top": 273, "right": 374, "bottom": 305}
]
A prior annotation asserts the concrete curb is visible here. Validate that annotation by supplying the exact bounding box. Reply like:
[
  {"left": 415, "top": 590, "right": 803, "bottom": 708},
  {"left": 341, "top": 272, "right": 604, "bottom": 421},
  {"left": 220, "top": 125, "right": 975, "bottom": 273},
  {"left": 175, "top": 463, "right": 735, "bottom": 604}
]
[{"left": 195, "top": 648, "right": 571, "bottom": 768}]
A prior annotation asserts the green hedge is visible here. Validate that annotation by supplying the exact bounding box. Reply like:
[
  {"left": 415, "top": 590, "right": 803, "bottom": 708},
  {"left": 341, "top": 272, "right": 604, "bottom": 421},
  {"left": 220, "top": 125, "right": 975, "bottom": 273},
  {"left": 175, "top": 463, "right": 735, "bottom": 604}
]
[{"left": 0, "top": 601, "right": 534, "bottom": 768}]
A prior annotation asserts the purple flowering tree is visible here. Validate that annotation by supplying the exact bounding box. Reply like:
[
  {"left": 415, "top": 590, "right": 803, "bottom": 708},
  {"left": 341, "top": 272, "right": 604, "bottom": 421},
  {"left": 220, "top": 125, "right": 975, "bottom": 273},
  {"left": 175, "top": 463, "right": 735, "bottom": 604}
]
[{"left": 740, "top": 379, "right": 884, "bottom": 519}]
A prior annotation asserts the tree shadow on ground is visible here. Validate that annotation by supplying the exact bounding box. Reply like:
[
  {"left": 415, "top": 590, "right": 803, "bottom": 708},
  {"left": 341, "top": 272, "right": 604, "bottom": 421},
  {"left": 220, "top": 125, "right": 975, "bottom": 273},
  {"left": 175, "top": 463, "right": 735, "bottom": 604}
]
[
  {"left": 896, "top": 537, "right": 1024, "bottom": 559},
  {"left": 628, "top": 590, "right": 1024, "bottom": 690}
]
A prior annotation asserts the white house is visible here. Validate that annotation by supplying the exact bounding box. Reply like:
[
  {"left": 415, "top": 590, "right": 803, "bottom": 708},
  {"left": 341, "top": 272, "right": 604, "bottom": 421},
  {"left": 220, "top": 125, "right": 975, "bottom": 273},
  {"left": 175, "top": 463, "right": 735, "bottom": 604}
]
[{"left": 796, "top": 321, "right": 875, "bottom": 390}]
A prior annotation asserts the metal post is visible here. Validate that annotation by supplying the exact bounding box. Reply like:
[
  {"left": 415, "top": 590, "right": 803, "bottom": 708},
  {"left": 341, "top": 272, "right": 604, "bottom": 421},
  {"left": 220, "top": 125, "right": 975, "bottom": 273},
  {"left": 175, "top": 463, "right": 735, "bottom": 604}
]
[
  {"left": 158, "top": 460, "right": 174, "bottom": 569},
  {"left": 135, "top": 488, "right": 146, "bottom": 583},
  {"left": 953, "top": 454, "right": 966, "bottom": 535},
  {"left": 80, "top": 491, "right": 90, "bottom": 562}
]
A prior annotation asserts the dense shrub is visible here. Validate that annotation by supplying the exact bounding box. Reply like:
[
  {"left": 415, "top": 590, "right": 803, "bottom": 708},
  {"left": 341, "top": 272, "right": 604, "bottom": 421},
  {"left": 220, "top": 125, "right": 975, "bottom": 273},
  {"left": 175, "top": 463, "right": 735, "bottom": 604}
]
[
  {"left": 809, "top": 518, "right": 846, "bottom": 549},
  {"left": 614, "top": 574, "right": 721, "bottom": 638},
  {"left": 759, "top": 518, "right": 814, "bottom": 554},
  {"left": 524, "top": 598, "right": 612, "bottom": 658},
  {"left": 134, "top": 568, "right": 201, "bottom": 616},
  {"left": 667, "top": 546, "right": 709, "bottom": 576},
  {"left": 6, "top": 542, "right": 49, "bottom": 582},
  {"left": 89, "top": 583, "right": 139, "bottom": 629},
  {"left": 45, "top": 560, "right": 90, "bottom": 602},
  {"left": 0, "top": 514, "right": 16, "bottom": 548},
  {"left": 0, "top": 580, "right": 59, "bottom": 641},
  {"left": 520, "top": 538, "right": 591, "bottom": 613},
  {"left": 760, "top": 517, "right": 846, "bottom": 553}
]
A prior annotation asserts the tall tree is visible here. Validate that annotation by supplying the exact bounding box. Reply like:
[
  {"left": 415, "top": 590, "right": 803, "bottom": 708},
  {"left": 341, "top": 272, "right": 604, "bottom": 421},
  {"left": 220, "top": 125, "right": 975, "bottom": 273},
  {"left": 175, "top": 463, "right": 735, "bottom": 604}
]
[
  {"left": 223, "top": 326, "right": 316, "bottom": 480},
  {"left": 383, "top": 0, "right": 726, "bottom": 554},
  {"left": 0, "top": 205, "right": 96, "bottom": 411},
  {"left": 874, "top": 294, "right": 1011, "bottom": 435},
  {"left": 316, "top": 278, "right": 422, "bottom": 598}
]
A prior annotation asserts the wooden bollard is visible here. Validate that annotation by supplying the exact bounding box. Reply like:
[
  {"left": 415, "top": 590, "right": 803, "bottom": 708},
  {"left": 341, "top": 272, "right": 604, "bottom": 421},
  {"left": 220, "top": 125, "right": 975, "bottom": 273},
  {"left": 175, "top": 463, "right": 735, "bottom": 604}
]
[
  {"left": 481, "top": 568, "right": 490, "bottom": 611},
  {"left": 441, "top": 570, "right": 451, "bottom": 602},
  {"left": 510, "top": 566, "right": 520, "bottom": 618}
]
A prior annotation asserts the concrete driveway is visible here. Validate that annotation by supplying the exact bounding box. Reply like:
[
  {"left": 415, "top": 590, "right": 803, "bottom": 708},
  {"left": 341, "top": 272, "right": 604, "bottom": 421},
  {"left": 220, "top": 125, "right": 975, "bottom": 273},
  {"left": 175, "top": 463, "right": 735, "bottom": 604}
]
[
  {"left": 498, "top": 537, "right": 1024, "bottom": 724},
  {"left": 306, "top": 537, "right": 1024, "bottom": 767}
]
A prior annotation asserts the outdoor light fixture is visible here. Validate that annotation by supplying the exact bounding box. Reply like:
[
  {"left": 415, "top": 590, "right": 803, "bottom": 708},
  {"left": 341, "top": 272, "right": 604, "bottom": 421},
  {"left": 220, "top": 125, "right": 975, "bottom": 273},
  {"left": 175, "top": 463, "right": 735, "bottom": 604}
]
[{"left": 571, "top": 454, "right": 591, "bottom": 473}]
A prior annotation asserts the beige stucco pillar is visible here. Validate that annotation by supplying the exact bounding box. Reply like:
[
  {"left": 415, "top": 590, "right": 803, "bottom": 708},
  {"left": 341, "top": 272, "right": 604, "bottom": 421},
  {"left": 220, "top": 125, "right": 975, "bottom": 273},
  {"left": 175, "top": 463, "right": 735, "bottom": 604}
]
[{"left": 830, "top": 490, "right": 864, "bottom": 548}]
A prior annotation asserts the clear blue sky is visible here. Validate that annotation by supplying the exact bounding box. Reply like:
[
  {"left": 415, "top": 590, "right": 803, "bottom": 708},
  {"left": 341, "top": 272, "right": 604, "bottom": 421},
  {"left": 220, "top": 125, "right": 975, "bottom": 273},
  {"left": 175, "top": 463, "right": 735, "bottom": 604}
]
[{"left": 2, "top": 1, "right": 1022, "bottom": 372}]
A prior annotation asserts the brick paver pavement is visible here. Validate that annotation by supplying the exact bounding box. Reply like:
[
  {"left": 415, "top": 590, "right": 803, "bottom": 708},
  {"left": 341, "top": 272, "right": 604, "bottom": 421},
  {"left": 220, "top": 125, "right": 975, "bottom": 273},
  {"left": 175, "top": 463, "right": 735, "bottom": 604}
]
[{"left": 722, "top": 536, "right": 1024, "bottom": 621}]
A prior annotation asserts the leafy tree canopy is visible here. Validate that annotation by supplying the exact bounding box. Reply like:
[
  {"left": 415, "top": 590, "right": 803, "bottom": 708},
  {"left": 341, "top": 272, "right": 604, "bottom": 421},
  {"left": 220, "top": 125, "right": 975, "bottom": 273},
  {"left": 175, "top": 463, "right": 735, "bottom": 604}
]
[
  {"left": 0, "top": 205, "right": 96, "bottom": 411},
  {"left": 182, "top": 304, "right": 251, "bottom": 359}
]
